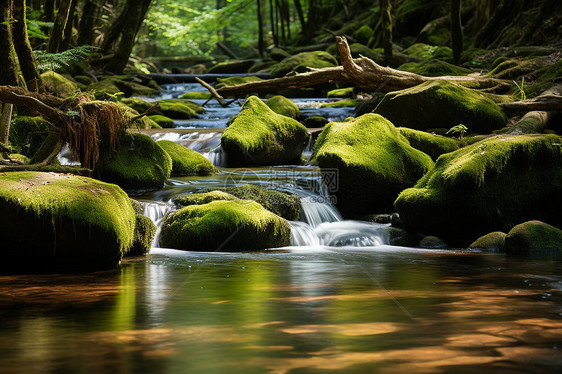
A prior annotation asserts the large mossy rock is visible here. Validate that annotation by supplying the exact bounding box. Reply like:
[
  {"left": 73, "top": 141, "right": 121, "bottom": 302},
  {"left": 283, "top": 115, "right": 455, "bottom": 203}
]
[
  {"left": 395, "top": 135, "right": 562, "bottom": 246},
  {"left": 270, "top": 51, "right": 338, "bottom": 78},
  {"left": 221, "top": 96, "right": 309, "bottom": 166},
  {"left": 504, "top": 221, "right": 562, "bottom": 258},
  {"left": 41, "top": 71, "right": 79, "bottom": 98},
  {"left": 126, "top": 215, "right": 156, "bottom": 256},
  {"left": 159, "top": 200, "right": 291, "bottom": 251},
  {"left": 94, "top": 133, "right": 172, "bottom": 191},
  {"left": 0, "top": 172, "right": 135, "bottom": 272},
  {"left": 469, "top": 231, "right": 506, "bottom": 253},
  {"left": 398, "top": 127, "right": 459, "bottom": 160},
  {"left": 122, "top": 98, "right": 203, "bottom": 120},
  {"left": 312, "top": 113, "right": 434, "bottom": 216},
  {"left": 265, "top": 95, "right": 299, "bottom": 119},
  {"left": 374, "top": 80, "right": 507, "bottom": 133},
  {"left": 156, "top": 140, "right": 218, "bottom": 176}
]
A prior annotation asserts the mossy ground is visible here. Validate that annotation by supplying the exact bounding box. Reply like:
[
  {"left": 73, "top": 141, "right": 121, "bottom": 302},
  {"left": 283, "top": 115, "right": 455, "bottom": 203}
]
[
  {"left": 221, "top": 96, "right": 309, "bottom": 166},
  {"left": 94, "top": 133, "right": 172, "bottom": 191},
  {"left": 398, "top": 60, "right": 472, "bottom": 76},
  {"left": 159, "top": 200, "right": 291, "bottom": 251},
  {"left": 312, "top": 113, "right": 434, "bottom": 215},
  {"left": 395, "top": 135, "right": 562, "bottom": 245},
  {"left": 0, "top": 171, "right": 135, "bottom": 272},
  {"left": 157, "top": 140, "right": 218, "bottom": 176},
  {"left": 265, "top": 95, "right": 299, "bottom": 118}
]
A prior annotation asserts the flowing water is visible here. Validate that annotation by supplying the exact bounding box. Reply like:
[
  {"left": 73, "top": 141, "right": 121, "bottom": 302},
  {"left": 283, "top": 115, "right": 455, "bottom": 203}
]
[{"left": 6, "top": 83, "right": 562, "bottom": 373}]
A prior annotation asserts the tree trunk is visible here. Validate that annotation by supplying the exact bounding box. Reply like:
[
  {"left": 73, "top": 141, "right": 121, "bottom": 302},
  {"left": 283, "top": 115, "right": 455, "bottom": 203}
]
[
  {"left": 293, "top": 0, "right": 307, "bottom": 39},
  {"left": 450, "top": 0, "right": 462, "bottom": 64},
  {"left": 12, "top": 0, "right": 43, "bottom": 93},
  {"left": 380, "top": 0, "right": 393, "bottom": 64},
  {"left": 0, "top": 0, "right": 18, "bottom": 149},
  {"left": 0, "top": 103, "right": 13, "bottom": 146},
  {"left": 77, "top": 0, "right": 101, "bottom": 45},
  {"left": 43, "top": 0, "right": 55, "bottom": 22},
  {"left": 47, "top": 0, "right": 73, "bottom": 52},
  {"left": 60, "top": 0, "right": 78, "bottom": 51},
  {"left": 257, "top": 0, "right": 265, "bottom": 57},
  {"left": 104, "top": 0, "right": 153, "bottom": 74},
  {"left": 101, "top": 1, "right": 130, "bottom": 53}
]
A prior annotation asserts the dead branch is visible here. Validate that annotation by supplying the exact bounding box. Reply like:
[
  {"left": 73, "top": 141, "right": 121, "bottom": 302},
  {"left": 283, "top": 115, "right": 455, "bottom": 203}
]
[
  {"left": 195, "top": 77, "right": 228, "bottom": 107},
  {"left": 129, "top": 103, "right": 160, "bottom": 122}
]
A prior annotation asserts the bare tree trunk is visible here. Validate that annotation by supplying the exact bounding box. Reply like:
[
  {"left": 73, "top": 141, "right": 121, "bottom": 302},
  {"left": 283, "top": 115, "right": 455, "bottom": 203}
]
[
  {"left": 257, "top": 0, "right": 265, "bottom": 57},
  {"left": 12, "top": 0, "right": 43, "bottom": 93},
  {"left": 0, "top": 103, "right": 13, "bottom": 146},
  {"left": 101, "top": 1, "right": 129, "bottom": 53},
  {"left": 47, "top": 0, "right": 73, "bottom": 52},
  {"left": 0, "top": 0, "right": 18, "bottom": 149},
  {"left": 77, "top": 0, "right": 101, "bottom": 45},
  {"left": 293, "top": 0, "right": 307, "bottom": 39},
  {"left": 380, "top": 0, "right": 393, "bottom": 64},
  {"left": 60, "top": 0, "right": 78, "bottom": 51},
  {"left": 450, "top": 0, "right": 462, "bottom": 64}
]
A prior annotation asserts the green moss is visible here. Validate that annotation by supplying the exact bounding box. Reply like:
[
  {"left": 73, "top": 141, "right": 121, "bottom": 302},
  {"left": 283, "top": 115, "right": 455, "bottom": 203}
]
[
  {"left": 94, "top": 133, "right": 172, "bottom": 191},
  {"left": 398, "top": 127, "right": 459, "bottom": 160},
  {"left": 353, "top": 25, "right": 374, "bottom": 45},
  {"left": 74, "top": 75, "right": 93, "bottom": 86},
  {"left": 527, "top": 59, "right": 562, "bottom": 97},
  {"left": 179, "top": 92, "right": 212, "bottom": 100},
  {"left": 486, "top": 58, "right": 542, "bottom": 79},
  {"left": 121, "top": 97, "right": 152, "bottom": 113},
  {"left": 397, "top": 60, "right": 472, "bottom": 76},
  {"left": 215, "top": 76, "right": 263, "bottom": 89},
  {"left": 9, "top": 116, "right": 51, "bottom": 157},
  {"left": 88, "top": 79, "right": 122, "bottom": 100},
  {"left": 269, "top": 47, "right": 290, "bottom": 62},
  {"left": 0, "top": 171, "right": 135, "bottom": 271},
  {"left": 173, "top": 191, "right": 238, "bottom": 206},
  {"left": 375, "top": 80, "right": 507, "bottom": 133},
  {"left": 320, "top": 99, "right": 361, "bottom": 108},
  {"left": 159, "top": 200, "right": 291, "bottom": 251},
  {"left": 265, "top": 95, "right": 299, "bottom": 118},
  {"left": 403, "top": 43, "right": 453, "bottom": 62},
  {"left": 41, "top": 71, "right": 79, "bottom": 98},
  {"left": 303, "top": 116, "right": 329, "bottom": 128},
  {"left": 157, "top": 140, "right": 218, "bottom": 177},
  {"left": 114, "top": 101, "right": 160, "bottom": 129},
  {"left": 349, "top": 43, "right": 383, "bottom": 62},
  {"left": 221, "top": 96, "right": 309, "bottom": 166},
  {"left": 469, "top": 231, "right": 506, "bottom": 252},
  {"left": 148, "top": 115, "right": 174, "bottom": 128},
  {"left": 327, "top": 87, "right": 354, "bottom": 98},
  {"left": 504, "top": 221, "right": 562, "bottom": 258},
  {"left": 126, "top": 215, "right": 156, "bottom": 256},
  {"left": 129, "top": 198, "right": 144, "bottom": 215},
  {"left": 202, "top": 184, "right": 301, "bottom": 220},
  {"left": 8, "top": 153, "right": 30, "bottom": 164},
  {"left": 270, "top": 51, "right": 338, "bottom": 78},
  {"left": 312, "top": 113, "right": 434, "bottom": 215},
  {"left": 395, "top": 135, "right": 562, "bottom": 245}
]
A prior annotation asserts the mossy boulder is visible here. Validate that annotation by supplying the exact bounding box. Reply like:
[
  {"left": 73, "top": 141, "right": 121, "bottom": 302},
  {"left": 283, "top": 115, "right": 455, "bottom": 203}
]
[
  {"left": 469, "top": 231, "right": 506, "bottom": 253},
  {"left": 320, "top": 99, "right": 361, "bottom": 108},
  {"left": 353, "top": 25, "right": 374, "bottom": 45},
  {"left": 395, "top": 135, "right": 562, "bottom": 246},
  {"left": 156, "top": 140, "right": 218, "bottom": 177},
  {"left": 179, "top": 92, "right": 212, "bottom": 100},
  {"left": 398, "top": 127, "right": 459, "bottom": 160},
  {"left": 88, "top": 79, "right": 122, "bottom": 99},
  {"left": 327, "top": 87, "right": 354, "bottom": 98},
  {"left": 158, "top": 99, "right": 204, "bottom": 119},
  {"left": 173, "top": 191, "right": 238, "bottom": 206},
  {"left": 265, "top": 95, "right": 299, "bottom": 118},
  {"left": 270, "top": 51, "right": 338, "bottom": 78},
  {"left": 94, "top": 133, "right": 172, "bottom": 191},
  {"left": 349, "top": 43, "right": 383, "bottom": 62},
  {"left": 215, "top": 76, "right": 263, "bottom": 89},
  {"left": 0, "top": 171, "right": 135, "bottom": 272},
  {"left": 374, "top": 80, "right": 507, "bottom": 133},
  {"left": 486, "top": 58, "right": 542, "bottom": 79},
  {"left": 303, "top": 116, "right": 329, "bottom": 128},
  {"left": 270, "top": 47, "right": 291, "bottom": 61},
  {"left": 148, "top": 115, "right": 175, "bottom": 128},
  {"left": 9, "top": 116, "right": 51, "bottom": 157},
  {"left": 403, "top": 43, "right": 453, "bottom": 62},
  {"left": 221, "top": 96, "right": 309, "bottom": 166},
  {"left": 159, "top": 200, "right": 291, "bottom": 251},
  {"left": 504, "top": 221, "right": 562, "bottom": 258},
  {"left": 312, "top": 113, "right": 434, "bottom": 215},
  {"left": 41, "top": 71, "right": 79, "bottom": 98},
  {"left": 126, "top": 215, "right": 156, "bottom": 256},
  {"left": 121, "top": 97, "right": 152, "bottom": 113},
  {"left": 115, "top": 101, "right": 160, "bottom": 129},
  {"left": 397, "top": 60, "right": 472, "bottom": 76},
  {"left": 202, "top": 184, "right": 301, "bottom": 220}
]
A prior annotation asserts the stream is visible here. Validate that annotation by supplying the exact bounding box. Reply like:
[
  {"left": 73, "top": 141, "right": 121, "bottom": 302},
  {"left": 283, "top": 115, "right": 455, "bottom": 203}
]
[{"left": 2, "top": 82, "right": 561, "bottom": 373}]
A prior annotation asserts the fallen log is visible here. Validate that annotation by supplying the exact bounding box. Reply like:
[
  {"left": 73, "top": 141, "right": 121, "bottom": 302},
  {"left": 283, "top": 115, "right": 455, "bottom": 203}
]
[
  {"left": 499, "top": 95, "right": 562, "bottom": 112},
  {"left": 216, "top": 36, "right": 511, "bottom": 97}
]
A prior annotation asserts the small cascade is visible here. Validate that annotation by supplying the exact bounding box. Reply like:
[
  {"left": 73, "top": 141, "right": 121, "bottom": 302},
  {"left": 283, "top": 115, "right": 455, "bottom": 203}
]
[
  {"left": 314, "top": 221, "right": 388, "bottom": 247},
  {"left": 289, "top": 221, "right": 321, "bottom": 246},
  {"left": 150, "top": 131, "right": 225, "bottom": 166},
  {"left": 141, "top": 201, "right": 175, "bottom": 248},
  {"left": 300, "top": 195, "right": 342, "bottom": 227},
  {"left": 57, "top": 144, "right": 80, "bottom": 165}
]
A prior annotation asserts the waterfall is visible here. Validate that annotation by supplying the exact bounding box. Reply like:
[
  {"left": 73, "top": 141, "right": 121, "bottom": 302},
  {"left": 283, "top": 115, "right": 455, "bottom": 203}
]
[
  {"left": 290, "top": 220, "right": 389, "bottom": 247},
  {"left": 150, "top": 131, "right": 225, "bottom": 166},
  {"left": 289, "top": 221, "right": 321, "bottom": 246},
  {"left": 141, "top": 201, "right": 175, "bottom": 248},
  {"left": 299, "top": 195, "right": 342, "bottom": 227}
]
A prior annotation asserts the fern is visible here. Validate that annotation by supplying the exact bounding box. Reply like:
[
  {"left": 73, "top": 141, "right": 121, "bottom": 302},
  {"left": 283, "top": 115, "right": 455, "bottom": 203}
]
[
  {"left": 27, "top": 20, "right": 53, "bottom": 40},
  {"left": 34, "top": 45, "right": 99, "bottom": 72}
]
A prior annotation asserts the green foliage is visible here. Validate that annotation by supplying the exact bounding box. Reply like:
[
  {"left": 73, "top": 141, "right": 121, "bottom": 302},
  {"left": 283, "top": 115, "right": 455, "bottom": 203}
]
[
  {"left": 34, "top": 45, "right": 99, "bottom": 72},
  {"left": 513, "top": 77, "right": 526, "bottom": 101},
  {"left": 447, "top": 124, "right": 468, "bottom": 140}
]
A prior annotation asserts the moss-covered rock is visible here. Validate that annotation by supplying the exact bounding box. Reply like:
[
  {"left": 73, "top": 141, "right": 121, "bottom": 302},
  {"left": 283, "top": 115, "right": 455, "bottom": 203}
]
[
  {"left": 221, "top": 96, "right": 309, "bottom": 166},
  {"left": 41, "top": 71, "right": 79, "bottom": 98},
  {"left": 126, "top": 215, "right": 156, "bottom": 256},
  {"left": 148, "top": 115, "right": 175, "bottom": 128},
  {"left": 469, "top": 231, "right": 506, "bottom": 252},
  {"left": 312, "top": 113, "right": 434, "bottom": 215},
  {"left": 374, "top": 80, "right": 507, "bottom": 133},
  {"left": 179, "top": 92, "right": 212, "bottom": 100},
  {"left": 527, "top": 60, "right": 562, "bottom": 97},
  {"left": 115, "top": 101, "right": 160, "bottom": 129},
  {"left": 486, "top": 58, "right": 542, "bottom": 79},
  {"left": 94, "top": 133, "right": 172, "bottom": 191},
  {"left": 397, "top": 60, "right": 472, "bottom": 76},
  {"left": 202, "top": 184, "right": 301, "bottom": 221},
  {"left": 353, "top": 25, "right": 374, "bottom": 45},
  {"left": 327, "top": 87, "right": 355, "bottom": 98},
  {"left": 270, "top": 51, "right": 338, "bottom": 78},
  {"left": 8, "top": 116, "right": 51, "bottom": 157},
  {"left": 395, "top": 135, "right": 562, "bottom": 246},
  {"left": 215, "top": 75, "right": 263, "bottom": 89},
  {"left": 157, "top": 140, "right": 218, "bottom": 177},
  {"left": 403, "top": 43, "right": 453, "bottom": 62},
  {"left": 265, "top": 95, "right": 299, "bottom": 118},
  {"left": 270, "top": 47, "right": 291, "bottom": 62},
  {"left": 398, "top": 127, "right": 459, "bottom": 160},
  {"left": 0, "top": 171, "right": 135, "bottom": 272},
  {"left": 158, "top": 99, "right": 204, "bottom": 119},
  {"left": 159, "top": 200, "right": 291, "bottom": 251},
  {"left": 121, "top": 97, "right": 152, "bottom": 113},
  {"left": 88, "top": 79, "right": 122, "bottom": 100},
  {"left": 303, "top": 116, "right": 329, "bottom": 128},
  {"left": 320, "top": 99, "right": 361, "bottom": 108},
  {"left": 173, "top": 191, "right": 238, "bottom": 207},
  {"left": 88, "top": 78, "right": 158, "bottom": 99},
  {"left": 349, "top": 43, "right": 384, "bottom": 62},
  {"left": 504, "top": 221, "right": 562, "bottom": 258}
]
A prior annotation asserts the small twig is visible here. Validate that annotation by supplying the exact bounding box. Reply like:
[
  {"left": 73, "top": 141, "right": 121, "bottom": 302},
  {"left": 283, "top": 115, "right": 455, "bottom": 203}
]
[
  {"left": 129, "top": 103, "right": 160, "bottom": 122},
  {"left": 195, "top": 77, "right": 228, "bottom": 107}
]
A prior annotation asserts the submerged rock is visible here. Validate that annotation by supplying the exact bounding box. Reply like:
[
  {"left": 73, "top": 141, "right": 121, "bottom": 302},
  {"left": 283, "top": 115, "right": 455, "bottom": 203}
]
[
  {"left": 221, "top": 96, "right": 309, "bottom": 166},
  {"left": 159, "top": 200, "right": 291, "bottom": 251},
  {"left": 265, "top": 95, "right": 300, "bottom": 119},
  {"left": 395, "top": 135, "right": 562, "bottom": 245},
  {"left": 157, "top": 140, "right": 218, "bottom": 177},
  {"left": 94, "top": 133, "right": 172, "bottom": 192},
  {"left": 312, "top": 113, "right": 434, "bottom": 216},
  {"left": 270, "top": 51, "right": 338, "bottom": 78},
  {"left": 375, "top": 80, "right": 507, "bottom": 133},
  {"left": 0, "top": 171, "right": 135, "bottom": 272},
  {"left": 504, "top": 221, "right": 562, "bottom": 258}
]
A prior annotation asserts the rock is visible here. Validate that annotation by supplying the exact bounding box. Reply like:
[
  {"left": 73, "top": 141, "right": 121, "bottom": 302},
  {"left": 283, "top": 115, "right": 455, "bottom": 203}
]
[
  {"left": 0, "top": 171, "right": 135, "bottom": 272},
  {"left": 121, "top": 97, "right": 152, "bottom": 113},
  {"left": 486, "top": 58, "right": 542, "bottom": 79},
  {"left": 352, "top": 25, "right": 374, "bottom": 45},
  {"left": 94, "top": 133, "right": 172, "bottom": 192},
  {"left": 320, "top": 99, "right": 361, "bottom": 108},
  {"left": 126, "top": 215, "right": 156, "bottom": 256},
  {"left": 388, "top": 227, "right": 420, "bottom": 247},
  {"left": 270, "top": 51, "right": 338, "bottom": 78},
  {"left": 303, "top": 116, "right": 329, "bottom": 128},
  {"left": 269, "top": 47, "right": 291, "bottom": 61},
  {"left": 9, "top": 116, "right": 50, "bottom": 158},
  {"left": 157, "top": 99, "right": 204, "bottom": 119},
  {"left": 398, "top": 127, "right": 459, "bottom": 160},
  {"left": 221, "top": 96, "right": 309, "bottom": 167},
  {"left": 469, "top": 231, "right": 506, "bottom": 253},
  {"left": 159, "top": 200, "right": 291, "bottom": 251},
  {"left": 349, "top": 43, "right": 383, "bottom": 62},
  {"left": 41, "top": 71, "right": 79, "bottom": 98},
  {"left": 114, "top": 101, "right": 160, "bottom": 129},
  {"left": 206, "top": 59, "right": 256, "bottom": 74},
  {"left": 148, "top": 115, "right": 175, "bottom": 128},
  {"left": 403, "top": 43, "right": 453, "bottom": 62},
  {"left": 327, "top": 87, "right": 354, "bottom": 98},
  {"left": 375, "top": 80, "right": 507, "bottom": 133},
  {"left": 179, "top": 92, "right": 212, "bottom": 100},
  {"left": 312, "top": 113, "right": 434, "bottom": 216},
  {"left": 173, "top": 191, "right": 238, "bottom": 206},
  {"left": 215, "top": 76, "right": 263, "bottom": 89},
  {"left": 398, "top": 60, "right": 472, "bottom": 76},
  {"left": 395, "top": 135, "right": 562, "bottom": 246},
  {"left": 156, "top": 140, "right": 218, "bottom": 177},
  {"left": 88, "top": 77, "right": 159, "bottom": 99},
  {"left": 419, "top": 236, "right": 448, "bottom": 249},
  {"left": 265, "top": 95, "right": 299, "bottom": 118},
  {"left": 505, "top": 221, "right": 562, "bottom": 258}
]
